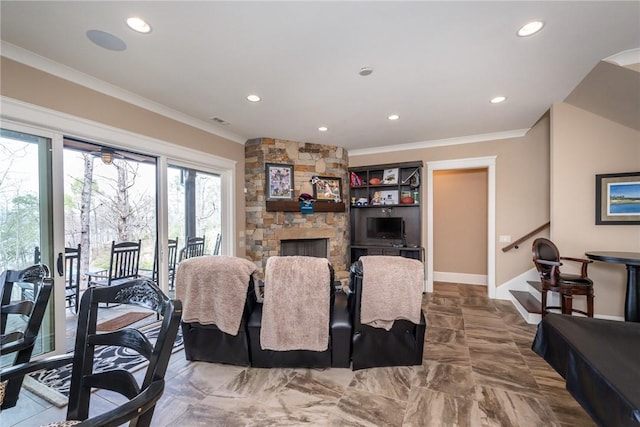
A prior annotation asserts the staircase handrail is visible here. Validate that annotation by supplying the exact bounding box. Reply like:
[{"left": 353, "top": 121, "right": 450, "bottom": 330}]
[{"left": 501, "top": 221, "right": 550, "bottom": 252}]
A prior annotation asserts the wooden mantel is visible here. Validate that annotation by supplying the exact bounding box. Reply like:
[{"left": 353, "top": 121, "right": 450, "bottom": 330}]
[{"left": 265, "top": 201, "right": 346, "bottom": 212}]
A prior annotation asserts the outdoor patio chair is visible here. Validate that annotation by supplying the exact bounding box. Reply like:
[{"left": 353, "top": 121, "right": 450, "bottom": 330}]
[
  {"left": 179, "top": 236, "right": 205, "bottom": 261},
  {"left": 146, "top": 238, "right": 179, "bottom": 290},
  {"left": 64, "top": 244, "right": 81, "bottom": 313},
  {"left": 213, "top": 233, "right": 222, "bottom": 255},
  {"left": 0, "top": 278, "right": 182, "bottom": 426},
  {"left": 88, "top": 240, "right": 142, "bottom": 288},
  {"left": 0, "top": 264, "right": 53, "bottom": 409}
]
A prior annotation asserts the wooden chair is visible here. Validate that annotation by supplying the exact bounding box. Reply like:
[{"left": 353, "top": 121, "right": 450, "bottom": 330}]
[
  {"left": 213, "top": 233, "right": 222, "bottom": 256},
  {"left": 0, "top": 278, "right": 182, "bottom": 426},
  {"left": 0, "top": 264, "right": 53, "bottom": 409},
  {"left": 65, "top": 244, "right": 81, "bottom": 313},
  {"left": 179, "top": 236, "right": 205, "bottom": 261},
  {"left": 88, "top": 240, "right": 142, "bottom": 288},
  {"left": 532, "top": 238, "right": 594, "bottom": 318},
  {"left": 147, "top": 238, "right": 179, "bottom": 290}
]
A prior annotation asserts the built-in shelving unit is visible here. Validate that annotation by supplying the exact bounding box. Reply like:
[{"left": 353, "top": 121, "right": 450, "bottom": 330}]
[{"left": 348, "top": 161, "right": 423, "bottom": 264}]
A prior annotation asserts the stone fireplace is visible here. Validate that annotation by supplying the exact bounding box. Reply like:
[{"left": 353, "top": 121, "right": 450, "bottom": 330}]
[{"left": 245, "top": 138, "right": 349, "bottom": 284}]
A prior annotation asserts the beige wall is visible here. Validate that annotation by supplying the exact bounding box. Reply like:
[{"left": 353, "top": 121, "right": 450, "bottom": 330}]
[
  {"left": 349, "top": 113, "right": 551, "bottom": 288},
  {"left": 433, "top": 169, "right": 487, "bottom": 275},
  {"left": 0, "top": 57, "right": 247, "bottom": 254},
  {"left": 551, "top": 102, "right": 640, "bottom": 317}
]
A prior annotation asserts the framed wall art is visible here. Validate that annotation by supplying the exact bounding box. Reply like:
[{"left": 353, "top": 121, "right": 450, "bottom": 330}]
[
  {"left": 313, "top": 176, "right": 342, "bottom": 202},
  {"left": 265, "top": 163, "right": 294, "bottom": 200},
  {"left": 595, "top": 171, "right": 640, "bottom": 225}
]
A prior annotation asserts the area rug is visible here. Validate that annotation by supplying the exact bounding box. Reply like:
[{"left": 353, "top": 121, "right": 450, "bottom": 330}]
[
  {"left": 24, "top": 323, "right": 183, "bottom": 407},
  {"left": 96, "top": 311, "right": 153, "bottom": 332}
]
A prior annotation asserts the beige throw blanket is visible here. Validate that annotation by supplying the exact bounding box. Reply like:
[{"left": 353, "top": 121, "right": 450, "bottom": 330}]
[
  {"left": 175, "top": 256, "right": 257, "bottom": 336},
  {"left": 360, "top": 256, "right": 423, "bottom": 331},
  {"left": 260, "top": 256, "right": 330, "bottom": 352}
]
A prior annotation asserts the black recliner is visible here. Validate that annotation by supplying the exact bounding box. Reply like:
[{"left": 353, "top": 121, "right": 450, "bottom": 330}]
[
  {"left": 177, "top": 256, "right": 258, "bottom": 366},
  {"left": 247, "top": 257, "right": 351, "bottom": 368},
  {"left": 181, "top": 282, "right": 256, "bottom": 366},
  {"left": 349, "top": 259, "right": 426, "bottom": 370}
]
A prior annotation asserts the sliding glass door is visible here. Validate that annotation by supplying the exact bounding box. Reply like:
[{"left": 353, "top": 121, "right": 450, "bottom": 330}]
[
  {"left": 167, "top": 165, "right": 222, "bottom": 256},
  {"left": 0, "top": 124, "right": 63, "bottom": 357}
]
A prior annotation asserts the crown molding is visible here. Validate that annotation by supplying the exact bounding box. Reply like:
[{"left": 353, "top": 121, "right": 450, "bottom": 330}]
[
  {"left": 348, "top": 128, "right": 529, "bottom": 157},
  {"left": 1, "top": 41, "right": 246, "bottom": 145}
]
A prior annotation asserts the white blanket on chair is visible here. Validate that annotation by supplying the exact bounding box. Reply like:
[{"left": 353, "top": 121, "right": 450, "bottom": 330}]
[
  {"left": 260, "top": 256, "right": 331, "bottom": 351},
  {"left": 360, "top": 256, "right": 423, "bottom": 331},
  {"left": 175, "top": 256, "right": 257, "bottom": 336}
]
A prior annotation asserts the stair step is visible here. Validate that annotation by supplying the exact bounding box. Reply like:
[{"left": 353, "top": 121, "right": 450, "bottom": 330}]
[
  {"left": 526, "top": 280, "right": 543, "bottom": 293},
  {"left": 510, "top": 290, "right": 542, "bottom": 314}
]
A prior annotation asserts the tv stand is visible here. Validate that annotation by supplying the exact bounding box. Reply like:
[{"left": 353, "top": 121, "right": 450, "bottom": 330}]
[{"left": 350, "top": 244, "right": 424, "bottom": 262}]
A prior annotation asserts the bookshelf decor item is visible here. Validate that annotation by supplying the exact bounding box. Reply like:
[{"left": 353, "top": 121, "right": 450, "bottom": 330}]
[
  {"left": 313, "top": 176, "right": 342, "bottom": 202},
  {"left": 380, "top": 190, "right": 399, "bottom": 205},
  {"left": 383, "top": 168, "right": 399, "bottom": 184},
  {"left": 265, "top": 163, "right": 294, "bottom": 201}
]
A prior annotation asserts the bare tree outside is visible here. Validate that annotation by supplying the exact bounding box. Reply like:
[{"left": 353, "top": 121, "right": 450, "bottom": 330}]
[
  {"left": 64, "top": 148, "right": 156, "bottom": 276},
  {"left": 0, "top": 137, "right": 40, "bottom": 271}
]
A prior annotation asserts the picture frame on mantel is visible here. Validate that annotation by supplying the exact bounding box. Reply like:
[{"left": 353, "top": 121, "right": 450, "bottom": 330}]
[
  {"left": 265, "top": 163, "right": 294, "bottom": 201},
  {"left": 595, "top": 171, "right": 640, "bottom": 225},
  {"left": 313, "top": 176, "right": 342, "bottom": 202}
]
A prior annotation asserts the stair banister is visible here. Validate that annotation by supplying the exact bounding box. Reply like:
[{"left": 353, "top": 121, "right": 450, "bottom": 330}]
[{"left": 501, "top": 222, "right": 550, "bottom": 253}]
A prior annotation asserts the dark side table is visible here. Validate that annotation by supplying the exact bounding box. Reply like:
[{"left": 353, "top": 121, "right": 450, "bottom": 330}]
[{"left": 586, "top": 251, "right": 640, "bottom": 322}]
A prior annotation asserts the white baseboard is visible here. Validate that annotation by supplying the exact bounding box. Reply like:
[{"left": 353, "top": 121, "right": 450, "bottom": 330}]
[
  {"left": 594, "top": 314, "right": 625, "bottom": 322},
  {"left": 433, "top": 271, "right": 487, "bottom": 286}
]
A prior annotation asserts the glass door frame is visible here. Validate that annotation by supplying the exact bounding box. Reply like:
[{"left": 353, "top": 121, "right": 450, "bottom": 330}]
[
  {"left": 1, "top": 119, "right": 67, "bottom": 357},
  {"left": 1, "top": 97, "right": 237, "bottom": 296}
]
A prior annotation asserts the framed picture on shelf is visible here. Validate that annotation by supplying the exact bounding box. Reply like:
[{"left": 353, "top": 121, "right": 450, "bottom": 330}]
[
  {"left": 383, "top": 168, "right": 399, "bottom": 184},
  {"left": 595, "top": 171, "right": 640, "bottom": 225},
  {"left": 265, "top": 163, "right": 294, "bottom": 200},
  {"left": 380, "top": 190, "right": 399, "bottom": 205},
  {"left": 313, "top": 176, "right": 342, "bottom": 202}
]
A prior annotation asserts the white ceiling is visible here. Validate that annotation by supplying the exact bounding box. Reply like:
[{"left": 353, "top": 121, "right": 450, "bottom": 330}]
[{"left": 1, "top": 1, "right": 639, "bottom": 152}]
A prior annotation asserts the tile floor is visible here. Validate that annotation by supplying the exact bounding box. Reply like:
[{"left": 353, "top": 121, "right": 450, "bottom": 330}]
[{"left": 2, "top": 282, "right": 595, "bottom": 426}]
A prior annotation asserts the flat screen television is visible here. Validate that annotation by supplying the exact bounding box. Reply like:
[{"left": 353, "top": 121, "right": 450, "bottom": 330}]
[{"left": 366, "top": 217, "right": 404, "bottom": 240}]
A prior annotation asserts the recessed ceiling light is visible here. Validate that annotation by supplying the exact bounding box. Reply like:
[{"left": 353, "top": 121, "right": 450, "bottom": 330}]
[
  {"left": 126, "top": 17, "right": 151, "bottom": 34},
  {"left": 247, "top": 94, "right": 261, "bottom": 102},
  {"left": 388, "top": 114, "right": 400, "bottom": 121},
  {"left": 318, "top": 126, "right": 328, "bottom": 132},
  {"left": 490, "top": 96, "right": 507, "bottom": 104},
  {"left": 359, "top": 67, "right": 373, "bottom": 76},
  {"left": 517, "top": 21, "right": 544, "bottom": 37}
]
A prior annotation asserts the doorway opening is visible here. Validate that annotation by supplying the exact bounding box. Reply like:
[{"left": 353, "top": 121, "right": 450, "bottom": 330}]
[{"left": 427, "top": 156, "right": 496, "bottom": 298}]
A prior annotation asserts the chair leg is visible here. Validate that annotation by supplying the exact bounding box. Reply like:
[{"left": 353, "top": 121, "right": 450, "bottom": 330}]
[
  {"left": 587, "top": 293, "right": 594, "bottom": 317},
  {"left": 541, "top": 290, "right": 548, "bottom": 317},
  {"left": 564, "top": 295, "right": 573, "bottom": 316}
]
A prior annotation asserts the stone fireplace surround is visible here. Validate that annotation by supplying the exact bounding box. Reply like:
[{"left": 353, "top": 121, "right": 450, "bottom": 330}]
[{"left": 244, "top": 138, "right": 350, "bottom": 284}]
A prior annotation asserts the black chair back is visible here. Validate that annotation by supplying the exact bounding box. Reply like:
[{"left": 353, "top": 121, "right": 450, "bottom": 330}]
[
  {"left": 0, "top": 264, "right": 53, "bottom": 409},
  {"left": 0, "top": 278, "right": 182, "bottom": 425},
  {"left": 68, "top": 279, "right": 182, "bottom": 425},
  {"left": 532, "top": 238, "right": 561, "bottom": 280},
  {"left": 107, "top": 240, "right": 142, "bottom": 284},
  {"left": 149, "top": 238, "right": 179, "bottom": 290},
  {"left": 168, "top": 238, "right": 179, "bottom": 289},
  {"left": 183, "top": 236, "right": 205, "bottom": 260},
  {"left": 213, "top": 233, "right": 222, "bottom": 255},
  {"left": 65, "top": 244, "right": 81, "bottom": 312}
]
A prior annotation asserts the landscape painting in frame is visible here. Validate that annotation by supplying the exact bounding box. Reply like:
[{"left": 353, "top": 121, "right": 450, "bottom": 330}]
[
  {"left": 265, "top": 163, "right": 294, "bottom": 200},
  {"left": 596, "top": 172, "right": 640, "bottom": 225}
]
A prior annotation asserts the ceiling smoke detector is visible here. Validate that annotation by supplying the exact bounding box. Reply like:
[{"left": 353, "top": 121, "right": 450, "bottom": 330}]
[{"left": 359, "top": 67, "right": 373, "bottom": 76}]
